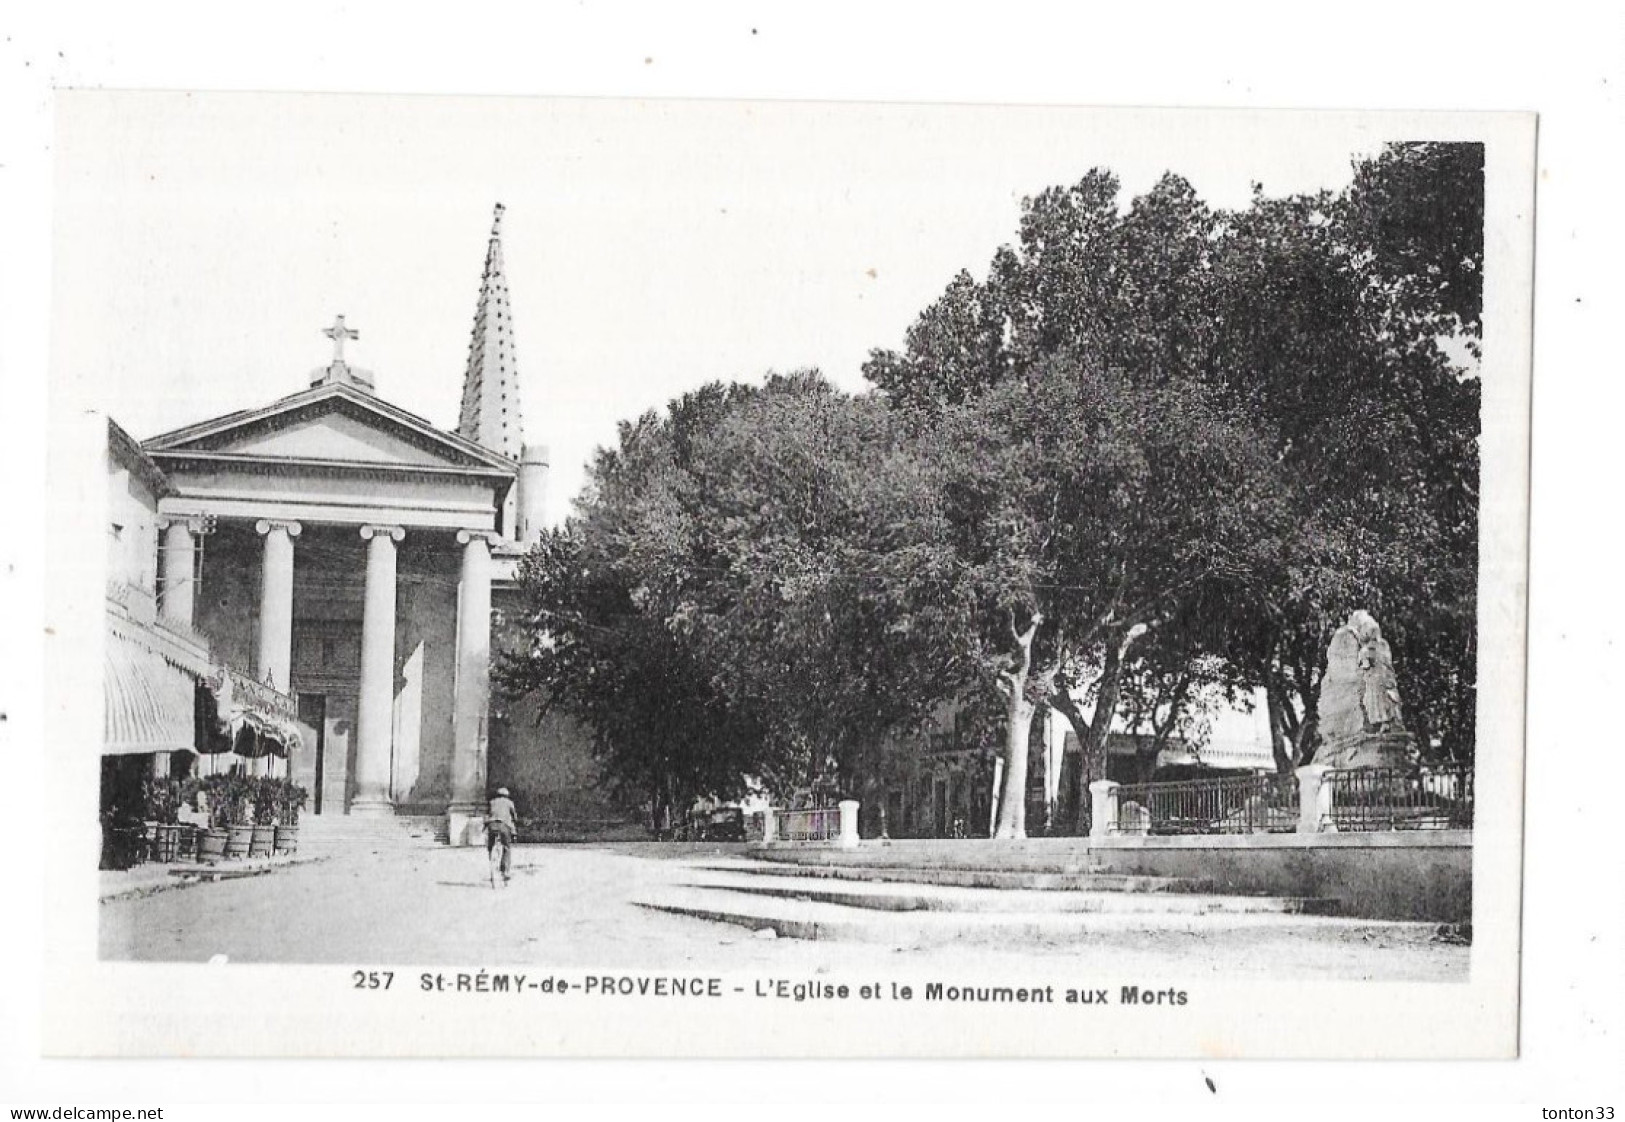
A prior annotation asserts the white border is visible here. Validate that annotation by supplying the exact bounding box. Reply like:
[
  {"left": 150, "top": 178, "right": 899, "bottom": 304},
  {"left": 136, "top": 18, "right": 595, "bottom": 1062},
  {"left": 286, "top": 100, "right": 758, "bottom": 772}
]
[{"left": 3, "top": 0, "right": 1619, "bottom": 1110}]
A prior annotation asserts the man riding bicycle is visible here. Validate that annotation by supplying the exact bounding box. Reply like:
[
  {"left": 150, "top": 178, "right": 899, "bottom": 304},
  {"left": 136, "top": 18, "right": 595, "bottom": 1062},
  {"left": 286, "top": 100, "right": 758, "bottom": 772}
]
[{"left": 487, "top": 787, "right": 516, "bottom": 884}]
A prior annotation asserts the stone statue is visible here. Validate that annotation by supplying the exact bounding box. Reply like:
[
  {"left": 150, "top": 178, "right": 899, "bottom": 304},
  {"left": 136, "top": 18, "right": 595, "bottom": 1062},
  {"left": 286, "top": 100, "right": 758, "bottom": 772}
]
[
  {"left": 1312, "top": 610, "right": 1416, "bottom": 770},
  {"left": 1350, "top": 609, "right": 1403, "bottom": 731}
]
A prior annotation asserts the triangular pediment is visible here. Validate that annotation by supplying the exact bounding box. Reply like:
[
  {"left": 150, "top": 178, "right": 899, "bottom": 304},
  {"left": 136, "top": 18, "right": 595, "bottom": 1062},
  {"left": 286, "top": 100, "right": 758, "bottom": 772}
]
[
  {"left": 144, "top": 383, "right": 516, "bottom": 474},
  {"left": 211, "top": 411, "right": 451, "bottom": 466}
]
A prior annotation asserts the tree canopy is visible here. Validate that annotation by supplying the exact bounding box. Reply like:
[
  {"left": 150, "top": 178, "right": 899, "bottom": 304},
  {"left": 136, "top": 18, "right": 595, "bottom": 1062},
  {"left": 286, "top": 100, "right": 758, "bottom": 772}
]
[{"left": 501, "top": 141, "right": 1485, "bottom": 833}]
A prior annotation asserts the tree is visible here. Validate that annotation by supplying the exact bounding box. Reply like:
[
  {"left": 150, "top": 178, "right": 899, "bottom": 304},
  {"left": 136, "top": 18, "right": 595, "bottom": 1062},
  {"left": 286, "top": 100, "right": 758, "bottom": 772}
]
[
  {"left": 1113, "top": 644, "right": 1235, "bottom": 783},
  {"left": 500, "top": 373, "right": 974, "bottom": 815},
  {"left": 921, "top": 355, "right": 1288, "bottom": 837},
  {"left": 497, "top": 383, "right": 788, "bottom": 826},
  {"left": 869, "top": 147, "right": 1484, "bottom": 781},
  {"left": 640, "top": 371, "right": 971, "bottom": 791},
  {"left": 498, "top": 526, "right": 779, "bottom": 830},
  {"left": 1204, "top": 144, "right": 1482, "bottom": 763},
  {"left": 1342, "top": 141, "right": 1485, "bottom": 341}
]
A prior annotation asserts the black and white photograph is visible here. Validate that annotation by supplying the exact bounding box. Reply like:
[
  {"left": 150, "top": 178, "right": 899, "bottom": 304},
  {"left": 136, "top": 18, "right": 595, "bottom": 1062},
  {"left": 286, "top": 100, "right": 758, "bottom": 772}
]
[{"left": 32, "top": 90, "right": 1535, "bottom": 1062}]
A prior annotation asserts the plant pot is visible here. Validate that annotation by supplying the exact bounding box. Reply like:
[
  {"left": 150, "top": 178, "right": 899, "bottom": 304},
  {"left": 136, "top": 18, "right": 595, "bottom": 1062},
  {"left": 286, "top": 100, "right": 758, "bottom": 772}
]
[
  {"left": 199, "top": 828, "right": 229, "bottom": 861},
  {"left": 151, "top": 824, "right": 183, "bottom": 863},
  {"left": 273, "top": 825, "right": 299, "bottom": 855},
  {"left": 248, "top": 825, "right": 276, "bottom": 858},
  {"left": 224, "top": 825, "right": 253, "bottom": 859},
  {"left": 175, "top": 824, "right": 200, "bottom": 862}
]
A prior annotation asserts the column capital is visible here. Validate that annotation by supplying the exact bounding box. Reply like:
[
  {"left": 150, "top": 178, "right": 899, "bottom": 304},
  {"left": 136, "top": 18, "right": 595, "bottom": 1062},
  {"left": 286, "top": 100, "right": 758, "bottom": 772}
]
[
  {"left": 360, "top": 524, "right": 406, "bottom": 542},
  {"left": 456, "top": 528, "right": 502, "bottom": 547},
  {"left": 157, "top": 513, "right": 217, "bottom": 535},
  {"left": 255, "top": 518, "right": 303, "bottom": 538}
]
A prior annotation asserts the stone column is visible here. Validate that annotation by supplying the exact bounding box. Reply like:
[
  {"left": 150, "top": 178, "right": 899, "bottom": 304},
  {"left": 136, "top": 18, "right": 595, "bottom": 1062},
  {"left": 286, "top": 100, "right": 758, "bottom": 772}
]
[
  {"left": 352, "top": 524, "right": 404, "bottom": 817},
  {"left": 448, "top": 529, "right": 496, "bottom": 845},
  {"left": 838, "top": 800, "right": 861, "bottom": 849},
  {"left": 254, "top": 519, "right": 301, "bottom": 692},
  {"left": 1297, "top": 765, "right": 1329, "bottom": 834},
  {"left": 1088, "top": 780, "right": 1119, "bottom": 840},
  {"left": 158, "top": 515, "right": 211, "bottom": 631},
  {"left": 760, "top": 805, "right": 777, "bottom": 846}
]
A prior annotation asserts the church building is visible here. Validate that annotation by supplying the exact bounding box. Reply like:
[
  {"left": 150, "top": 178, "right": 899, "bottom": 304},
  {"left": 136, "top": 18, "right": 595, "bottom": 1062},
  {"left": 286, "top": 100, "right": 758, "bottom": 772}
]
[{"left": 134, "top": 205, "right": 610, "bottom": 844}]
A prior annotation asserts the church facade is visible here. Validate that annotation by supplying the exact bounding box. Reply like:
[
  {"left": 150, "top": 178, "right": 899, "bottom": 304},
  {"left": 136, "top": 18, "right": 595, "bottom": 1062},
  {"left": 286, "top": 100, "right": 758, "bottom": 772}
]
[{"left": 132, "top": 205, "right": 614, "bottom": 843}]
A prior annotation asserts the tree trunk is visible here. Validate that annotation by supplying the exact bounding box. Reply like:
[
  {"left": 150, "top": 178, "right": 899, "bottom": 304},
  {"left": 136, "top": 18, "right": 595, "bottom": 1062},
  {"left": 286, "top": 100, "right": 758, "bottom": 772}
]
[
  {"left": 1048, "top": 689, "right": 1089, "bottom": 833},
  {"left": 1055, "top": 625, "right": 1144, "bottom": 833},
  {"left": 995, "top": 689, "right": 1034, "bottom": 839},
  {"left": 1078, "top": 643, "right": 1127, "bottom": 830},
  {"left": 1265, "top": 686, "right": 1295, "bottom": 776},
  {"left": 993, "top": 614, "right": 1044, "bottom": 840}
]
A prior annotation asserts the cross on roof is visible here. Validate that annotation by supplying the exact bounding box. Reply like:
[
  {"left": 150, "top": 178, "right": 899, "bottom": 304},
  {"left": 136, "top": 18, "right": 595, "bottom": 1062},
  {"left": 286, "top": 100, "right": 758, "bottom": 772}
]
[{"left": 323, "top": 314, "right": 359, "bottom": 365}]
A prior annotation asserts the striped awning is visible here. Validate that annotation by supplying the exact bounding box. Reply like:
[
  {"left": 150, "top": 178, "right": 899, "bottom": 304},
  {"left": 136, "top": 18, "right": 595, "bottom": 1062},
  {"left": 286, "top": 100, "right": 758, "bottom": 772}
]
[
  {"left": 202, "top": 663, "right": 302, "bottom": 757},
  {"left": 104, "top": 622, "right": 199, "bottom": 755}
]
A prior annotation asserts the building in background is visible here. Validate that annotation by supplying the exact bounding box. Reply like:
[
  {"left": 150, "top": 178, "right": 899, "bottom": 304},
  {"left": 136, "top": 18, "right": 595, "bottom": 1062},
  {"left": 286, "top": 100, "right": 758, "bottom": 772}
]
[
  {"left": 131, "top": 205, "right": 624, "bottom": 844},
  {"left": 102, "top": 419, "right": 216, "bottom": 848},
  {"left": 872, "top": 690, "right": 1278, "bottom": 839},
  {"left": 102, "top": 419, "right": 300, "bottom": 863}
]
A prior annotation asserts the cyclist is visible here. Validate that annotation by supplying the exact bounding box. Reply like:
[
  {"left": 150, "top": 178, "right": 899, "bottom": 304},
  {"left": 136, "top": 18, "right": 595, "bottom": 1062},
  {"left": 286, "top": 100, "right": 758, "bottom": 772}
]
[{"left": 487, "top": 786, "right": 517, "bottom": 884}]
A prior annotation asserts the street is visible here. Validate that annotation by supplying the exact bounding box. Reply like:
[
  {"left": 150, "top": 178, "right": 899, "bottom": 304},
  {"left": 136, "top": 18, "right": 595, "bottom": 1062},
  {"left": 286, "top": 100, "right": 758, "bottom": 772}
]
[{"left": 99, "top": 844, "right": 1470, "bottom": 981}]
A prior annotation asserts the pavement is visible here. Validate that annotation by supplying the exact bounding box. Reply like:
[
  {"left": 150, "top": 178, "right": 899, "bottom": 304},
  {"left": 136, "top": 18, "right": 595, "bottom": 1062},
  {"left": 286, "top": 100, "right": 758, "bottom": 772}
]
[
  {"left": 98, "top": 853, "right": 326, "bottom": 903},
  {"left": 98, "top": 843, "right": 1470, "bottom": 980}
]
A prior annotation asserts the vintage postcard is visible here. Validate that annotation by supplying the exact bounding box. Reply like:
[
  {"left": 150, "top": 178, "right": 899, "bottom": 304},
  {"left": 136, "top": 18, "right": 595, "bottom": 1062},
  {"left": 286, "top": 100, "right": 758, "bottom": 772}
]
[{"left": 41, "top": 92, "right": 1535, "bottom": 1058}]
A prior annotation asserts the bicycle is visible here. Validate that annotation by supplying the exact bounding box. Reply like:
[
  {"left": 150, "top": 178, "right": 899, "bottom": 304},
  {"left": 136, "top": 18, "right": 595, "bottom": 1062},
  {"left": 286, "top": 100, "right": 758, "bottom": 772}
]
[{"left": 488, "top": 827, "right": 512, "bottom": 889}]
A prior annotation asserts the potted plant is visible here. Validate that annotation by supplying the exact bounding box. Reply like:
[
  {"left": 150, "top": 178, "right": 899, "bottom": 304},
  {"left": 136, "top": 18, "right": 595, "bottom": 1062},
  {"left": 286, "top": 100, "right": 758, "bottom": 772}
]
[
  {"left": 249, "top": 776, "right": 279, "bottom": 857},
  {"left": 142, "top": 777, "right": 185, "bottom": 862},
  {"left": 187, "top": 774, "right": 231, "bottom": 861},
  {"left": 220, "top": 773, "right": 255, "bottom": 859},
  {"left": 273, "top": 780, "right": 308, "bottom": 855}
]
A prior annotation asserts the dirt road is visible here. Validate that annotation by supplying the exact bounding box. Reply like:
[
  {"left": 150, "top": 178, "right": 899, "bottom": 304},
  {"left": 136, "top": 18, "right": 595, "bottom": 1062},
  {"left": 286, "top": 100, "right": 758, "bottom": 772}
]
[{"left": 99, "top": 843, "right": 1468, "bottom": 981}]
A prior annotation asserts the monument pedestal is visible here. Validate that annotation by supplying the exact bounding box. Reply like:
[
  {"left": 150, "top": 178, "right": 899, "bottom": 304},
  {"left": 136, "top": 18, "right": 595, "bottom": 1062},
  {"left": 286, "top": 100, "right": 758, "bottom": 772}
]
[
  {"left": 1315, "top": 730, "right": 1417, "bottom": 771},
  {"left": 446, "top": 806, "right": 487, "bottom": 848}
]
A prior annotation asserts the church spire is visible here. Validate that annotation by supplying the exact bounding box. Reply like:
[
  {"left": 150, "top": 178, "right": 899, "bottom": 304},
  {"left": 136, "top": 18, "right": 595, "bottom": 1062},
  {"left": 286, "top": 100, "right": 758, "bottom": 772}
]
[{"left": 456, "top": 203, "right": 524, "bottom": 460}]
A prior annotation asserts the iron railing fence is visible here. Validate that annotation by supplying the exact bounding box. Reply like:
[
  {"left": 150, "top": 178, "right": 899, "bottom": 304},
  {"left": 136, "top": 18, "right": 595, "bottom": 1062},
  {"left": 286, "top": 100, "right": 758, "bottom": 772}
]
[
  {"left": 1321, "top": 765, "right": 1474, "bottom": 832},
  {"left": 776, "top": 807, "right": 842, "bottom": 842},
  {"left": 1111, "top": 773, "right": 1301, "bottom": 836}
]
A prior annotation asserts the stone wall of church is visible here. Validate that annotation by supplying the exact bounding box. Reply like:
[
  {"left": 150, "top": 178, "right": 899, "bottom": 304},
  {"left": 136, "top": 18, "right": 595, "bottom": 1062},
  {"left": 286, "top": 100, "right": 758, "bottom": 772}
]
[
  {"left": 391, "top": 572, "right": 458, "bottom": 811},
  {"left": 189, "top": 521, "right": 626, "bottom": 823},
  {"left": 192, "top": 522, "right": 475, "bottom": 816},
  {"left": 194, "top": 523, "right": 263, "bottom": 676},
  {"left": 490, "top": 692, "right": 645, "bottom": 839}
]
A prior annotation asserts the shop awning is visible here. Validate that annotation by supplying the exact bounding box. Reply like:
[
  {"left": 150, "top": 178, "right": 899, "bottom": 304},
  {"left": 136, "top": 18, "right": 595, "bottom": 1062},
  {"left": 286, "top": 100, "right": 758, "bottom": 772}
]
[
  {"left": 203, "top": 663, "right": 302, "bottom": 757},
  {"left": 104, "top": 623, "right": 200, "bottom": 755}
]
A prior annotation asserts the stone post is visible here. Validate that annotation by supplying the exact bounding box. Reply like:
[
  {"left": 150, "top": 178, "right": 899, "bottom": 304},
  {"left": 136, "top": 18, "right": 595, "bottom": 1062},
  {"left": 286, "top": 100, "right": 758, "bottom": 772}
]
[
  {"left": 448, "top": 529, "right": 495, "bottom": 846},
  {"left": 352, "top": 524, "right": 404, "bottom": 816},
  {"left": 1088, "top": 780, "right": 1119, "bottom": 840},
  {"left": 254, "top": 520, "right": 301, "bottom": 692},
  {"left": 158, "top": 515, "right": 211, "bottom": 632},
  {"left": 838, "top": 799, "right": 860, "bottom": 849},
  {"left": 1297, "top": 765, "right": 1330, "bottom": 834},
  {"left": 760, "top": 805, "right": 777, "bottom": 846}
]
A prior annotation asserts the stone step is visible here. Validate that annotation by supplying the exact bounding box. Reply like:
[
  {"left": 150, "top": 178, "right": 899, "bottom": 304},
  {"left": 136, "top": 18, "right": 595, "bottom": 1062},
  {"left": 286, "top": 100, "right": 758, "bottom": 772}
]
[
  {"left": 299, "top": 815, "right": 449, "bottom": 851},
  {"left": 677, "top": 871, "right": 1339, "bottom": 915},
  {"left": 633, "top": 889, "right": 1420, "bottom": 949},
  {"left": 750, "top": 848, "right": 1109, "bottom": 874},
  {"left": 302, "top": 814, "right": 446, "bottom": 831},
  {"left": 695, "top": 860, "right": 1203, "bottom": 894}
]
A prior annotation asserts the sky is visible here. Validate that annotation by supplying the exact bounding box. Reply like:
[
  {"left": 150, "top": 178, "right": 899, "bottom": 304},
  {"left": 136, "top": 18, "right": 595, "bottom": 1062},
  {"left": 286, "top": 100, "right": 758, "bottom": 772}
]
[{"left": 53, "top": 93, "right": 1453, "bottom": 523}]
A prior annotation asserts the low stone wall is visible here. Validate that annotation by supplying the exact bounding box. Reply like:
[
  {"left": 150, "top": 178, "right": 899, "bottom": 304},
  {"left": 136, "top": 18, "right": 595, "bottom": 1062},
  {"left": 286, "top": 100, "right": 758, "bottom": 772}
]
[
  {"left": 1089, "top": 832, "right": 1471, "bottom": 923},
  {"left": 751, "top": 832, "right": 1472, "bottom": 922}
]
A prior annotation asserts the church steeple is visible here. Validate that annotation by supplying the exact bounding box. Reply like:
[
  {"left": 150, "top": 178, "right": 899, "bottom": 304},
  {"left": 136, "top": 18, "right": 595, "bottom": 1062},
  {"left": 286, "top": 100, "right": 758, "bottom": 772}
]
[{"left": 457, "top": 203, "right": 524, "bottom": 461}]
